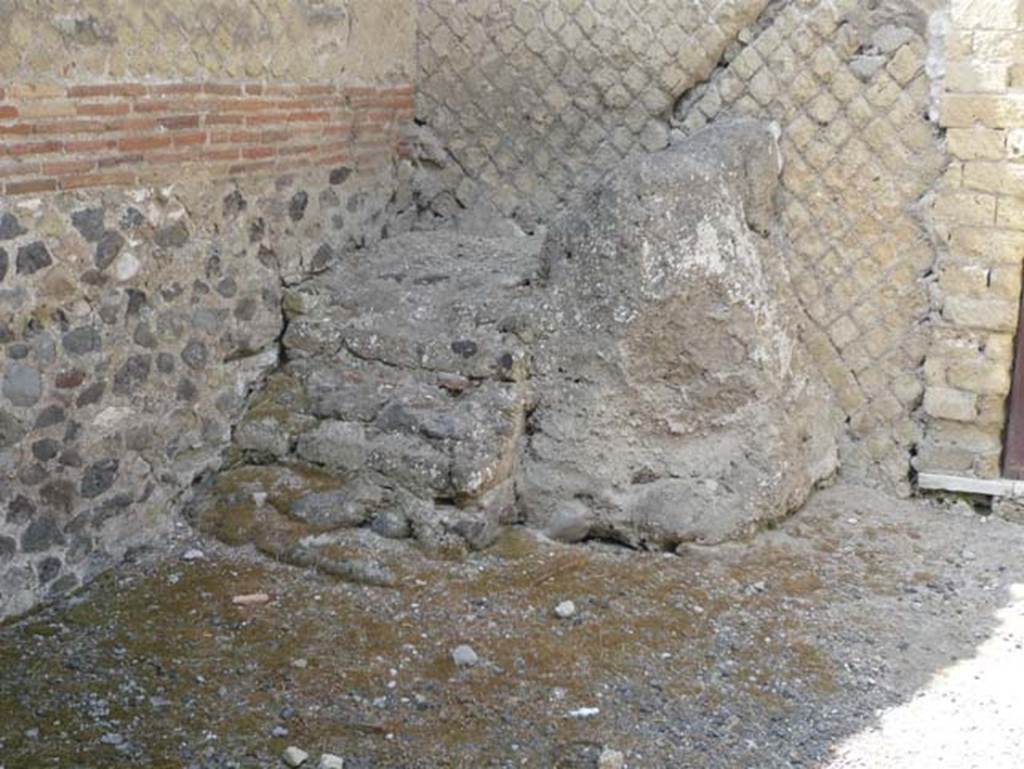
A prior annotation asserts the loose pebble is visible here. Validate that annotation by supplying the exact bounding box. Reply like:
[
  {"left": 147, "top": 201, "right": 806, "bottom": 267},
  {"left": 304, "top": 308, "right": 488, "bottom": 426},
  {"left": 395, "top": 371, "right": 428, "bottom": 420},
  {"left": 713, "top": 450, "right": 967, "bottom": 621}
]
[
  {"left": 182, "top": 548, "right": 205, "bottom": 561},
  {"left": 554, "top": 600, "right": 576, "bottom": 619},
  {"left": 599, "top": 747, "right": 625, "bottom": 769},
  {"left": 283, "top": 746, "right": 309, "bottom": 767},
  {"left": 232, "top": 592, "right": 271, "bottom": 606},
  {"left": 318, "top": 754, "right": 345, "bottom": 769},
  {"left": 452, "top": 644, "right": 479, "bottom": 667},
  {"left": 568, "top": 707, "right": 600, "bottom": 718}
]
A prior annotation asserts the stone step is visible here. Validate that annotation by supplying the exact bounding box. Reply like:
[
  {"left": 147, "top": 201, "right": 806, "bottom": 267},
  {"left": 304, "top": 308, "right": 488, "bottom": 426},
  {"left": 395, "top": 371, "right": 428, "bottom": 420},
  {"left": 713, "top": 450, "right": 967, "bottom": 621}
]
[{"left": 191, "top": 231, "right": 544, "bottom": 563}]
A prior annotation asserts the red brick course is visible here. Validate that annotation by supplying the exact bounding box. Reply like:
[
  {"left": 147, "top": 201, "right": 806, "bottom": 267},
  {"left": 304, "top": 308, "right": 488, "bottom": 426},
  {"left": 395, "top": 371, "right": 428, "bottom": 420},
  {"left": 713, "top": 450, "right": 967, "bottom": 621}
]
[{"left": 0, "top": 81, "right": 414, "bottom": 195}]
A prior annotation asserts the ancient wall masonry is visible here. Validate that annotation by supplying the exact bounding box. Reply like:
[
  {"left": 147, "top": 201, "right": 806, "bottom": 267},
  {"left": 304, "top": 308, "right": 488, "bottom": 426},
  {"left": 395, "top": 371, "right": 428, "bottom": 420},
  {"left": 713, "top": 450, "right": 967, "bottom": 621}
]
[
  {"left": 0, "top": 82, "right": 414, "bottom": 196},
  {"left": 416, "top": 0, "right": 950, "bottom": 493},
  {"left": 673, "top": 0, "right": 946, "bottom": 492},
  {"left": 416, "top": 0, "right": 771, "bottom": 226},
  {"left": 0, "top": 1, "right": 415, "bottom": 85},
  {"left": 6, "top": 0, "right": 1024, "bottom": 620},
  {"left": 190, "top": 120, "right": 840, "bottom": 565},
  {"left": 918, "top": 0, "right": 1024, "bottom": 480},
  {"left": 0, "top": 0, "right": 417, "bottom": 620}
]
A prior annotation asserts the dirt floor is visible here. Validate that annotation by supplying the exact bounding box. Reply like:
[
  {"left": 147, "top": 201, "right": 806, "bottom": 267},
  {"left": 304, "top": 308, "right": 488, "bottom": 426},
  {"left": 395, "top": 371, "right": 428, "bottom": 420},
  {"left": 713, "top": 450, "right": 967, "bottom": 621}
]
[{"left": 2, "top": 484, "right": 1022, "bottom": 768}]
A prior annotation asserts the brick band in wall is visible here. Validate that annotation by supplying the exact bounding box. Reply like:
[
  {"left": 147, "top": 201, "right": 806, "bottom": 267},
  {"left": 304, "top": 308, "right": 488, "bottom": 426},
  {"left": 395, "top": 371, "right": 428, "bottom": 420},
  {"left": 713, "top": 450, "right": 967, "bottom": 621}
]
[{"left": 0, "top": 82, "right": 415, "bottom": 195}]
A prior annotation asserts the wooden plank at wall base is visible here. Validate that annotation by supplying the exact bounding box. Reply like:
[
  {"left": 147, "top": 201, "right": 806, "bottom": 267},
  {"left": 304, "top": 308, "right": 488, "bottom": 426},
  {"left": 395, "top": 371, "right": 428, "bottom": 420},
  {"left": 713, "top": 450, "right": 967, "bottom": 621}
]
[
  {"left": 917, "top": 472, "right": 1024, "bottom": 498},
  {"left": 0, "top": 81, "right": 414, "bottom": 195},
  {"left": 1002, "top": 263, "right": 1024, "bottom": 478}
]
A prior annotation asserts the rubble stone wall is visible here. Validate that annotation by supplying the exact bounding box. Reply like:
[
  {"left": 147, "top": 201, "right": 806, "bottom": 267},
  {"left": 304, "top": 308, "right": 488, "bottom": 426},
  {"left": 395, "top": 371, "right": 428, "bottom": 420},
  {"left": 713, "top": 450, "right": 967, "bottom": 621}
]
[{"left": 0, "top": 0, "right": 417, "bottom": 619}]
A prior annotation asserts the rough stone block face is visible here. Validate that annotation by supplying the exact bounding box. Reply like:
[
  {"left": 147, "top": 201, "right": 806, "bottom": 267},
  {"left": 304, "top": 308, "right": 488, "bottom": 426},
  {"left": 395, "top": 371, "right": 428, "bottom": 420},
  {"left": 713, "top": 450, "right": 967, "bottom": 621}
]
[
  {"left": 663, "top": 0, "right": 944, "bottom": 491},
  {"left": 192, "top": 121, "right": 839, "bottom": 558},
  {"left": 919, "top": 0, "right": 1024, "bottom": 480},
  {"left": 416, "top": 0, "right": 948, "bottom": 493},
  {"left": 0, "top": 0, "right": 416, "bottom": 619}
]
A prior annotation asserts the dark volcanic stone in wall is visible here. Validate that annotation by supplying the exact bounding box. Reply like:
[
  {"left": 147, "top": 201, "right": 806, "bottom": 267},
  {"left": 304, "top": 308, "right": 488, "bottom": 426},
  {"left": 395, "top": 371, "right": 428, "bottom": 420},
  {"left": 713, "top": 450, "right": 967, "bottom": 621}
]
[
  {"left": 0, "top": 212, "right": 26, "bottom": 240},
  {"left": 112, "top": 355, "right": 151, "bottom": 395},
  {"left": 289, "top": 191, "right": 309, "bottom": 222},
  {"left": 34, "top": 405, "right": 65, "bottom": 428},
  {"left": 15, "top": 242, "right": 51, "bottom": 275},
  {"left": 76, "top": 382, "right": 105, "bottom": 407},
  {"left": 3, "top": 363, "right": 42, "bottom": 407},
  {"left": 31, "top": 438, "right": 60, "bottom": 462},
  {"left": 0, "top": 410, "right": 25, "bottom": 448},
  {"left": 37, "top": 556, "right": 61, "bottom": 583},
  {"left": 120, "top": 207, "right": 145, "bottom": 230},
  {"left": 1, "top": 159, "right": 404, "bottom": 620},
  {"left": 80, "top": 459, "right": 119, "bottom": 499},
  {"left": 40, "top": 480, "right": 76, "bottom": 515},
  {"left": 6, "top": 495, "right": 35, "bottom": 524},
  {"left": 21, "top": 517, "right": 65, "bottom": 553},
  {"left": 71, "top": 208, "right": 106, "bottom": 242},
  {"left": 154, "top": 221, "right": 190, "bottom": 248},
  {"left": 62, "top": 327, "right": 101, "bottom": 356},
  {"left": 329, "top": 166, "right": 352, "bottom": 185},
  {"left": 94, "top": 230, "right": 125, "bottom": 270},
  {"left": 180, "top": 339, "right": 208, "bottom": 370},
  {"left": 0, "top": 248, "right": 7, "bottom": 282}
]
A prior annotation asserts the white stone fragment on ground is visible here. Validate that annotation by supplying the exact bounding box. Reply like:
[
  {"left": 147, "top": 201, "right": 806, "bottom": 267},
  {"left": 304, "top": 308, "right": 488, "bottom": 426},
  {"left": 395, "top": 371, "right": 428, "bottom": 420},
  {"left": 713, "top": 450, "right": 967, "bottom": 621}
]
[
  {"left": 452, "top": 644, "right": 479, "bottom": 667},
  {"left": 568, "top": 707, "right": 600, "bottom": 718},
  {"left": 282, "top": 746, "right": 309, "bottom": 767},
  {"left": 182, "top": 548, "right": 205, "bottom": 561},
  {"left": 232, "top": 592, "right": 271, "bottom": 606},
  {"left": 318, "top": 754, "right": 345, "bottom": 769},
  {"left": 598, "top": 747, "right": 625, "bottom": 769},
  {"left": 554, "top": 600, "right": 576, "bottom": 619}
]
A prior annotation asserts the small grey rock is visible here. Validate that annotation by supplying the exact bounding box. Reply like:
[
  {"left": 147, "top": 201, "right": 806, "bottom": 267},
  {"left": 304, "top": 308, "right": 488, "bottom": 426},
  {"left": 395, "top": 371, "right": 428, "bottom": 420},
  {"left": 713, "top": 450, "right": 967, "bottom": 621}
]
[
  {"left": 452, "top": 644, "right": 479, "bottom": 668},
  {"left": 318, "top": 754, "right": 345, "bottom": 769},
  {"left": 554, "top": 600, "right": 576, "bottom": 620},
  {"left": 282, "top": 746, "right": 309, "bottom": 767}
]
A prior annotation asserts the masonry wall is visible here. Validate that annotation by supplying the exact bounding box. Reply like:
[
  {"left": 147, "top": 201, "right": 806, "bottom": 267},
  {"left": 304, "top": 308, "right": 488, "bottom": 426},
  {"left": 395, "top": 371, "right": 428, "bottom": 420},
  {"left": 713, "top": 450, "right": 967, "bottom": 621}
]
[
  {"left": 417, "top": 0, "right": 948, "bottom": 492},
  {"left": 919, "top": 0, "right": 1024, "bottom": 480},
  {"left": 0, "top": 0, "right": 416, "bottom": 618}
]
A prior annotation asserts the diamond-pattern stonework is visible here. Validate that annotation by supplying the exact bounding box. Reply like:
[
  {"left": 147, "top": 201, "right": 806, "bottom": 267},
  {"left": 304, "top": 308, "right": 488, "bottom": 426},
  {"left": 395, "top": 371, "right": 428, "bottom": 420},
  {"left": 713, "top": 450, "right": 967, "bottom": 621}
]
[
  {"left": 418, "top": 0, "right": 946, "bottom": 491},
  {"left": 673, "top": 0, "right": 945, "bottom": 490},
  {"left": 416, "top": 0, "right": 771, "bottom": 224},
  {"left": 0, "top": 1, "right": 414, "bottom": 84}
]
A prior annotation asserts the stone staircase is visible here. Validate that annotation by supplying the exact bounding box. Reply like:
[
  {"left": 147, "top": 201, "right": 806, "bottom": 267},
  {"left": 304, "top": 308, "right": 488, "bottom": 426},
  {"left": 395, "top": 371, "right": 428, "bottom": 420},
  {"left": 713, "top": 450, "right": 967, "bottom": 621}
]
[{"left": 187, "top": 231, "right": 544, "bottom": 578}]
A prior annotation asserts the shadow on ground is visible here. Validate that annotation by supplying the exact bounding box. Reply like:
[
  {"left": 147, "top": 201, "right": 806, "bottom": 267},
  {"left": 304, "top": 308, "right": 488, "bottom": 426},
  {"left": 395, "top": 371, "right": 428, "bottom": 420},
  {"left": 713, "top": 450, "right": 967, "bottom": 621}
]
[{"left": 1, "top": 484, "right": 1020, "bottom": 768}]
